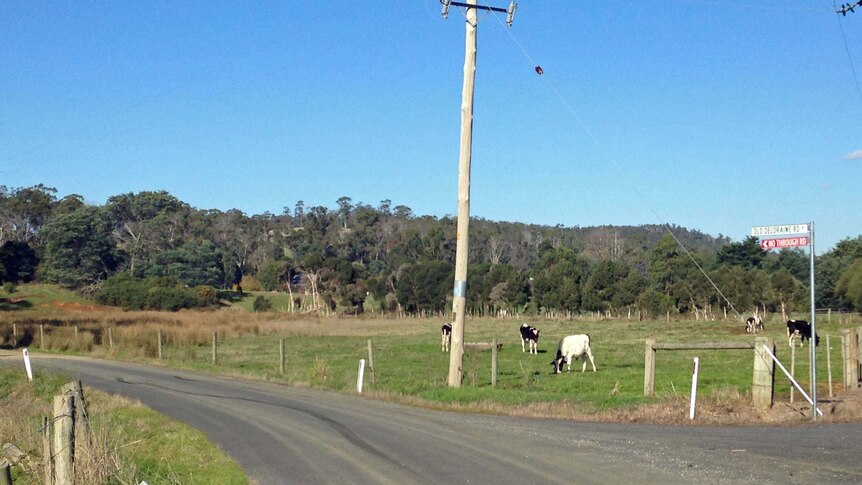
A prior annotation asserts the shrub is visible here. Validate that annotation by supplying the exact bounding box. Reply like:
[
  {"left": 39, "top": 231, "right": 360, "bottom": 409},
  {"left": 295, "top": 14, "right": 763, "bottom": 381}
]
[
  {"left": 95, "top": 273, "right": 149, "bottom": 310},
  {"left": 3, "top": 282, "right": 15, "bottom": 294},
  {"left": 239, "top": 275, "right": 263, "bottom": 292},
  {"left": 253, "top": 295, "right": 272, "bottom": 312},
  {"left": 193, "top": 285, "right": 219, "bottom": 306},
  {"left": 145, "top": 286, "right": 201, "bottom": 312},
  {"left": 95, "top": 274, "right": 208, "bottom": 311}
]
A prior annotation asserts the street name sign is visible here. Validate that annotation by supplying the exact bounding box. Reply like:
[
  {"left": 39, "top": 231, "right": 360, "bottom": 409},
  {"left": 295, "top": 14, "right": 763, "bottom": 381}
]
[
  {"left": 760, "top": 236, "right": 809, "bottom": 250},
  {"left": 751, "top": 224, "right": 809, "bottom": 237}
]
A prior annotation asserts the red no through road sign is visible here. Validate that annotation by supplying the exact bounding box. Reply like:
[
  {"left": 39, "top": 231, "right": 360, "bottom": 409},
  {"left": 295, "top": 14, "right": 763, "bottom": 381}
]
[{"left": 760, "top": 236, "right": 809, "bottom": 250}]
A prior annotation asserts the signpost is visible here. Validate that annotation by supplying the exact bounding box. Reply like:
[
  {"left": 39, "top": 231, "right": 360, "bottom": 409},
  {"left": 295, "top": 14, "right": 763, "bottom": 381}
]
[{"left": 752, "top": 222, "right": 817, "bottom": 421}]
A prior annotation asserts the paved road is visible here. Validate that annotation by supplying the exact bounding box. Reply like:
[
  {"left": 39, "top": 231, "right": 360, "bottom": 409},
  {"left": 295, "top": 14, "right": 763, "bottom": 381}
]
[{"left": 5, "top": 353, "right": 862, "bottom": 484}]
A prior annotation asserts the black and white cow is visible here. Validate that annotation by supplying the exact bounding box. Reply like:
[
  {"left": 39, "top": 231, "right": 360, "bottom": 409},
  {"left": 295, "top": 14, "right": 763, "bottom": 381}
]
[
  {"left": 745, "top": 315, "right": 764, "bottom": 334},
  {"left": 551, "top": 334, "right": 597, "bottom": 374},
  {"left": 519, "top": 323, "right": 540, "bottom": 354},
  {"left": 786, "top": 319, "right": 819, "bottom": 347},
  {"left": 441, "top": 323, "right": 452, "bottom": 352}
]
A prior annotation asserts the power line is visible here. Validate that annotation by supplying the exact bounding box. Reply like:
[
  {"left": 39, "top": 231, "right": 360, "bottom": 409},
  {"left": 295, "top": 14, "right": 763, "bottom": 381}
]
[
  {"left": 835, "top": 3, "right": 862, "bottom": 105},
  {"left": 486, "top": 7, "right": 745, "bottom": 318}
]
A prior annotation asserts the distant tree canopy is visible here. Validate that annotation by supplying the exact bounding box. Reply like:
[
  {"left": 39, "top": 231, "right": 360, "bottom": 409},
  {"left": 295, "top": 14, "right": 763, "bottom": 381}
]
[{"left": 2, "top": 184, "right": 861, "bottom": 315}]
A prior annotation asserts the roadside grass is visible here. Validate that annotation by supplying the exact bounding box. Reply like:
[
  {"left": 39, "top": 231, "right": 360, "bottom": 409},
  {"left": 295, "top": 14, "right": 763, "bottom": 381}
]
[
  {"left": 0, "top": 367, "right": 247, "bottom": 484},
  {"left": 2, "top": 283, "right": 860, "bottom": 422}
]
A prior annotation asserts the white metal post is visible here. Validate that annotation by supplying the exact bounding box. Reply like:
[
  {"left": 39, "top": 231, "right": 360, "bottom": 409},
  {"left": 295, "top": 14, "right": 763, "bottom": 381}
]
[
  {"left": 809, "top": 221, "right": 817, "bottom": 421},
  {"left": 23, "top": 348, "right": 33, "bottom": 382},
  {"left": 357, "top": 359, "right": 366, "bottom": 394},
  {"left": 689, "top": 357, "right": 699, "bottom": 420}
]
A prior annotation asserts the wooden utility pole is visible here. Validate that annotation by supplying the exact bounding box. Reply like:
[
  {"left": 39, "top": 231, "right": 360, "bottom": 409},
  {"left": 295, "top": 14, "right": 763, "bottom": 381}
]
[
  {"left": 446, "top": 0, "right": 477, "bottom": 388},
  {"left": 442, "top": 0, "right": 516, "bottom": 388}
]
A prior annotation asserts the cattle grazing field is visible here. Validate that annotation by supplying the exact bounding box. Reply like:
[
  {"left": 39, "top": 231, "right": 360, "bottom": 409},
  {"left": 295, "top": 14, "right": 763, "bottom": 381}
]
[{"left": 2, "top": 284, "right": 861, "bottom": 425}]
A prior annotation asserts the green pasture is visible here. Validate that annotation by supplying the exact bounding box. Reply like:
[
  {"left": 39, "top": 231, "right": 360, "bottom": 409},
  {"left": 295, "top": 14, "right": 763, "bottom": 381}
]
[
  {"left": 3, "top": 284, "right": 858, "bottom": 414},
  {"left": 120, "top": 317, "right": 854, "bottom": 412},
  {"left": 0, "top": 284, "right": 88, "bottom": 311}
]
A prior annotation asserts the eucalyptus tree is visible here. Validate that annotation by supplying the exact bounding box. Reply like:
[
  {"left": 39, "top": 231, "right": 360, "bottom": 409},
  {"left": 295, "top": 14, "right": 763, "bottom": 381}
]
[
  {"left": 336, "top": 196, "right": 353, "bottom": 229},
  {"left": 836, "top": 259, "right": 862, "bottom": 310},
  {"left": 770, "top": 268, "right": 805, "bottom": 317},
  {"left": 714, "top": 236, "right": 765, "bottom": 270},
  {"left": 104, "top": 191, "right": 187, "bottom": 274},
  {"left": 209, "top": 209, "right": 257, "bottom": 287},
  {"left": 0, "top": 241, "right": 38, "bottom": 283},
  {"left": 39, "top": 206, "right": 119, "bottom": 288},
  {"left": 395, "top": 260, "right": 452, "bottom": 314},
  {"left": 0, "top": 184, "right": 57, "bottom": 245},
  {"left": 581, "top": 259, "right": 630, "bottom": 314},
  {"left": 817, "top": 236, "right": 862, "bottom": 308},
  {"left": 530, "top": 245, "right": 590, "bottom": 314},
  {"left": 152, "top": 240, "right": 225, "bottom": 288}
]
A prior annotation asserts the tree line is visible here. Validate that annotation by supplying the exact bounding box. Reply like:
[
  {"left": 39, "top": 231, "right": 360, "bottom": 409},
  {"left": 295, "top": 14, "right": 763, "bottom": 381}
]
[{"left": 1, "top": 184, "right": 861, "bottom": 316}]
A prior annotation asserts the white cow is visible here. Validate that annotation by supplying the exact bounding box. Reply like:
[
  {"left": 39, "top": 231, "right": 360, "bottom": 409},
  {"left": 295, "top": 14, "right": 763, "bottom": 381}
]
[{"left": 551, "top": 334, "right": 596, "bottom": 374}]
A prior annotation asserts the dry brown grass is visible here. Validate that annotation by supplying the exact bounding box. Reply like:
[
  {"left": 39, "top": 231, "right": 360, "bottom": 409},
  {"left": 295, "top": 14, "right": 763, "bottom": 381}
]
[
  {"left": 0, "top": 376, "right": 140, "bottom": 484},
  {"left": 2, "top": 310, "right": 435, "bottom": 356}
]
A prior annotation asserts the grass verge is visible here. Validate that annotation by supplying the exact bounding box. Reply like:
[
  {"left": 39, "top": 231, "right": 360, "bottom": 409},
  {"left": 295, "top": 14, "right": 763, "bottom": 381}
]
[{"left": 0, "top": 366, "right": 246, "bottom": 484}]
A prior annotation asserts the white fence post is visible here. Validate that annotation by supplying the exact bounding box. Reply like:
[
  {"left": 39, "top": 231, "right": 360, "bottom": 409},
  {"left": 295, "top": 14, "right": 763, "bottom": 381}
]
[
  {"left": 23, "top": 348, "right": 33, "bottom": 382},
  {"left": 689, "top": 357, "right": 699, "bottom": 420},
  {"left": 357, "top": 359, "right": 366, "bottom": 394}
]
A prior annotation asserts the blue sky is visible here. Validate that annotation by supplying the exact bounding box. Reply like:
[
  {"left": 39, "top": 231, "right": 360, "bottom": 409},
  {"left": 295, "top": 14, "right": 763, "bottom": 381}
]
[{"left": 2, "top": 1, "right": 860, "bottom": 252}]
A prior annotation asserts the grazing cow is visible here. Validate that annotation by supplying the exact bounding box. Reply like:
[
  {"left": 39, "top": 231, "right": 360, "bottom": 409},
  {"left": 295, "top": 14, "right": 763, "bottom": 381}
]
[
  {"left": 786, "top": 319, "right": 819, "bottom": 347},
  {"left": 519, "top": 323, "right": 540, "bottom": 354},
  {"left": 745, "top": 315, "right": 764, "bottom": 334},
  {"left": 551, "top": 334, "right": 597, "bottom": 374},
  {"left": 441, "top": 323, "right": 452, "bottom": 352}
]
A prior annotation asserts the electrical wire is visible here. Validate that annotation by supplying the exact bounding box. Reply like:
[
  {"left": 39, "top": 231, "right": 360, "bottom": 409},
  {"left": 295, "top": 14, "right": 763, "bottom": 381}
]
[
  {"left": 486, "top": 6, "right": 744, "bottom": 319},
  {"left": 835, "top": 5, "right": 862, "bottom": 105}
]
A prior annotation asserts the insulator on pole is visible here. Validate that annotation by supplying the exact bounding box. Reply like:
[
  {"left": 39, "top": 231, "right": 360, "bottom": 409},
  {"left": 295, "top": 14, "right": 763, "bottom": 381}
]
[
  {"left": 506, "top": 1, "right": 517, "bottom": 26},
  {"left": 441, "top": 0, "right": 452, "bottom": 19}
]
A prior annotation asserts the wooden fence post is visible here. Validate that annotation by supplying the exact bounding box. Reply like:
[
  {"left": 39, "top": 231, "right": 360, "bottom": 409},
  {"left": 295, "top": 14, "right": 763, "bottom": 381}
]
[
  {"left": 279, "top": 338, "right": 285, "bottom": 375},
  {"left": 790, "top": 345, "right": 796, "bottom": 404},
  {"left": 108, "top": 327, "right": 114, "bottom": 351},
  {"left": 857, "top": 326, "right": 862, "bottom": 387},
  {"left": 43, "top": 416, "right": 54, "bottom": 485},
  {"left": 752, "top": 337, "right": 774, "bottom": 409},
  {"left": 0, "top": 462, "right": 11, "bottom": 485},
  {"left": 366, "top": 339, "right": 376, "bottom": 385},
  {"left": 52, "top": 394, "right": 75, "bottom": 485},
  {"left": 491, "top": 338, "right": 498, "bottom": 388},
  {"left": 841, "top": 328, "right": 858, "bottom": 389},
  {"left": 40, "top": 324, "right": 45, "bottom": 349},
  {"left": 61, "top": 380, "right": 91, "bottom": 449},
  {"left": 157, "top": 329, "right": 162, "bottom": 360},
  {"left": 212, "top": 331, "right": 217, "bottom": 365},
  {"left": 644, "top": 338, "right": 656, "bottom": 396}
]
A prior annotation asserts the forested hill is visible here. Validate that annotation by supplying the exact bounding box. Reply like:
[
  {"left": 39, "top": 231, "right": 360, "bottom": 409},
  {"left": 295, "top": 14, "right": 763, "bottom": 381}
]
[{"left": 2, "top": 185, "right": 861, "bottom": 316}]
